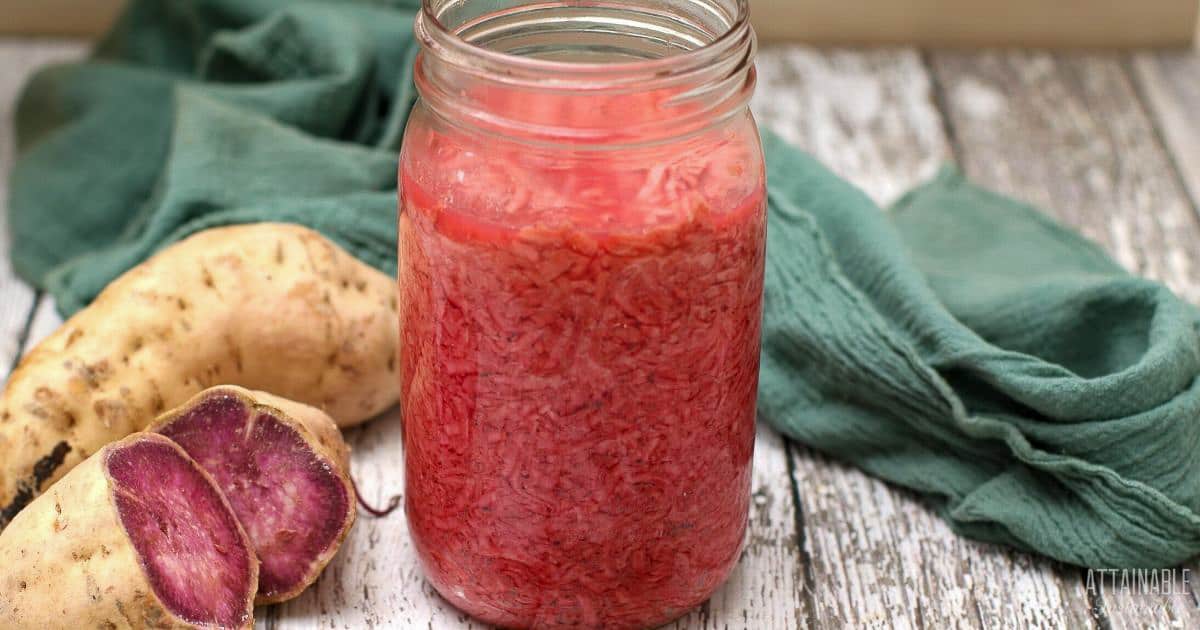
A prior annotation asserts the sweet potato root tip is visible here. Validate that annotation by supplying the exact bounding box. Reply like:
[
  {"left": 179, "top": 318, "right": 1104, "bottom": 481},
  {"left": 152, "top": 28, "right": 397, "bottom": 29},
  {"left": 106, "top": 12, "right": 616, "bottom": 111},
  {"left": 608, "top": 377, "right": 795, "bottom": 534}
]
[
  {"left": 107, "top": 435, "right": 256, "bottom": 627},
  {"left": 351, "top": 477, "right": 402, "bottom": 518}
]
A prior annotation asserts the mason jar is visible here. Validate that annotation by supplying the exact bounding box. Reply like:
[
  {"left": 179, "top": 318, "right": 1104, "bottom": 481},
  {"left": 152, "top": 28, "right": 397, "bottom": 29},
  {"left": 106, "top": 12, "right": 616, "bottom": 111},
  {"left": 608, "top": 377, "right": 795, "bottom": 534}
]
[{"left": 398, "top": 0, "right": 764, "bottom": 626}]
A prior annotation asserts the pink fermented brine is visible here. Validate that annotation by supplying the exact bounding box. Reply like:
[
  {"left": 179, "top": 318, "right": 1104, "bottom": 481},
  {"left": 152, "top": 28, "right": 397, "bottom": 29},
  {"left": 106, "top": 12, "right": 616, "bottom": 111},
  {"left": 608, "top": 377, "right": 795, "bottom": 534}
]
[{"left": 399, "top": 1, "right": 764, "bottom": 627}]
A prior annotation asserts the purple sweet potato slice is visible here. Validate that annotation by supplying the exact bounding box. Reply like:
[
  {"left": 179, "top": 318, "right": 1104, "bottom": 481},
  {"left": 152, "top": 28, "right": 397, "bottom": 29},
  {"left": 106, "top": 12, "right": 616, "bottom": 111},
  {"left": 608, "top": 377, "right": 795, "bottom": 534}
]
[
  {"left": 151, "top": 386, "right": 355, "bottom": 604},
  {"left": 0, "top": 433, "right": 257, "bottom": 628},
  {"left": 108, "top": 435, "right": 258, "bottom": 626}
]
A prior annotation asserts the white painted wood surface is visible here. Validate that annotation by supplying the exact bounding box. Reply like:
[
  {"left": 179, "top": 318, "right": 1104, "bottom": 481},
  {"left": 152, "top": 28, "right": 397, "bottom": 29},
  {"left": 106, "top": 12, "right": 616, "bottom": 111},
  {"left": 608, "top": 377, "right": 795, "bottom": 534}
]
[
  {"left": 1132, "top": 51, "right": 1200, "bottom": 217},
  {"left": 931, "top": 51, "right": 1200, "bottom": 305},
  {"left": 3, "top": 37, "right": 1200, "bottom": 629}
]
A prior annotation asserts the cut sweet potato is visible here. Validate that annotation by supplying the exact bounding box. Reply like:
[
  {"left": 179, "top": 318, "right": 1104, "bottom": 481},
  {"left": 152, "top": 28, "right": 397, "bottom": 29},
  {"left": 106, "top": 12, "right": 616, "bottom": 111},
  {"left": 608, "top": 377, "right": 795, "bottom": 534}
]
[
  {"left": 151, "top": 386, "right": 355, "bottom": 604},
  {"left": 0, "top": 433, "right": 257, "bottom": 628},
  {"left": 0, "top": 223, "right": 397, "bottom": 528}
]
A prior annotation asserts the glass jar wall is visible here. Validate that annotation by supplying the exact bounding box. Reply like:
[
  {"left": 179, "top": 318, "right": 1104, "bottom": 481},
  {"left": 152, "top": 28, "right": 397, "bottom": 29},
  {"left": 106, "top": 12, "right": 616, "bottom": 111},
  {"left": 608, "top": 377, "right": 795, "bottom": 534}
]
[{"left": 398, "top": 1, "right": 764, "bottom": 627}]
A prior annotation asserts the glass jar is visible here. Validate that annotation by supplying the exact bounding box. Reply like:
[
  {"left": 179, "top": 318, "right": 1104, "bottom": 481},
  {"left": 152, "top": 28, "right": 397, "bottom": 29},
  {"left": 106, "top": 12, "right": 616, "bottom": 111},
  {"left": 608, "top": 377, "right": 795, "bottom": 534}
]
[{"left": 398, "top": 0, "right": 764, "bottom": 627}]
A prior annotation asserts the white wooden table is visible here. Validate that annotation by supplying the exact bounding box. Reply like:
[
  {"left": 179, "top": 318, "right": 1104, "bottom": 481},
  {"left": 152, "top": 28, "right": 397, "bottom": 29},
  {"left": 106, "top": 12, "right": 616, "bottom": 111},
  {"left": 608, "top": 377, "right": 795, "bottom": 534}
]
[{"left": 2, "top": 38, "right": 1200, "bottom": 629}]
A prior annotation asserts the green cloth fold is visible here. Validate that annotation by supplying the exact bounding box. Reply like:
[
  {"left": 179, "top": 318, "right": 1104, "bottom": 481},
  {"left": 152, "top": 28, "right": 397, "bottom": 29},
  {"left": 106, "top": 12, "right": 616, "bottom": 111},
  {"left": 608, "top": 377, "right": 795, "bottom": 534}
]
[
  {"left": 8, "top": 0, "right": 1200, "bottom": 568},
  {"left": 10, "top": 0, "right": 417, "bottom": 314},
  {"left": 759, "top": 140, "right": 1200, "bottom": 568}
]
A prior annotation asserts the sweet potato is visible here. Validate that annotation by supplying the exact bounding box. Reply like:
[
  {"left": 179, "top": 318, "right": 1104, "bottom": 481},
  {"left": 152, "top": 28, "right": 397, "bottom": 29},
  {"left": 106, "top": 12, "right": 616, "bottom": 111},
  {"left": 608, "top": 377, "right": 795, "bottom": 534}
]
[
  {"left": 0, "top": 432, "right": 257, "bottom": 628},
  {"left": 0, "top": 223, "right": 397, "bottom": 528},
  {"left": 151, "top": 386, "right": 355, "bottom": 604}
]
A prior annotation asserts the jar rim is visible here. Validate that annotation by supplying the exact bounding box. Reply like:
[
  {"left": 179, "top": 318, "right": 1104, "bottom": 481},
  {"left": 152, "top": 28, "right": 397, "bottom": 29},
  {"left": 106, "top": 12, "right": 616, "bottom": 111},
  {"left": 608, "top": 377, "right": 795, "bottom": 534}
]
[{"left": 415, "top": 0, "right": 753, "bottom": 90}]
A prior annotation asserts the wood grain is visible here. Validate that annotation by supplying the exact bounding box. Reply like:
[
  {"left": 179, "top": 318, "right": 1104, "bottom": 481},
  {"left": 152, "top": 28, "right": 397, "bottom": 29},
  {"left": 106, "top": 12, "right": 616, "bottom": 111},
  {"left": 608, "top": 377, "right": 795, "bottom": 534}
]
[
  {"left": 931, "top": 51, "right": 1200, "bottom": 306},
  {"left": 1132, "top": 51, "right": 1200, "bottom": 216},
  {"left": 930, "top": 49, "right": 1200, "bottom": 630},
  {"left": 753, "top": 47, "right": 947, "bottom": 205},
  {"left": 21, "top": 294, "right": 63, "bottom": 352},
  {"left": 1134, "top": 65, "right": 1200, "bottom": 610},
  {"left": 753, "top": 46, "right": 1096, "bottom": 630}
]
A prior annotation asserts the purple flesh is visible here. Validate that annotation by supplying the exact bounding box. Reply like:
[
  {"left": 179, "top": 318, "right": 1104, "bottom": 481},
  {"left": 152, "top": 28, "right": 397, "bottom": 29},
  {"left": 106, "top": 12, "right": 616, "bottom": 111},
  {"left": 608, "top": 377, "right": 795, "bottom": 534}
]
[
  {"left": 156, "top": 393, "right": 351, "bottom": 600},
  {"left": 107, "top": 437, "right": 254, "bottom": 628}
]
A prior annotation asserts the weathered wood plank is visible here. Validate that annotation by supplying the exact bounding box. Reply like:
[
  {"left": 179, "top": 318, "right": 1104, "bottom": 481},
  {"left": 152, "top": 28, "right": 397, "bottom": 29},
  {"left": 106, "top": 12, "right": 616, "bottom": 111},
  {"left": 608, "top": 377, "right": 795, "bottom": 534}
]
[
  {"left": 754, "top": 45, "right": 1095, "bottom": 630},
  {"left": 1134, "top": 46, "right": 1200, "bottom": 622},
  {"left": 21, "top": 293, "right": 62, "bottom": 350},
  {"left": 753, "top": 47, "right": 947, "bottom": 206},
  {"left": 931, "top": 49, "right": 1200, "bottom": 630},
  {"left": 0, "top": 39, "right": 87, "bottom": 374},
  {"left": 932, "top": 51, "right": 1200, "bottom": 305},
  {"left": 1132, "top": 51, "right": 1200, "bottom": 219}
]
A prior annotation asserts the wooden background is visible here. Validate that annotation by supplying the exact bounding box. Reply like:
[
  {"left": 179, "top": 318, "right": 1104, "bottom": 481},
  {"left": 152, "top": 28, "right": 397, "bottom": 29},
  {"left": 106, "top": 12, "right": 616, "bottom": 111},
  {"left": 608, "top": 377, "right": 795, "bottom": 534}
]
[
  {"left": 1, "top": 0, "right": 1198, "bottom": 47},
  {"left": 3, "top": 36, "right": 1200, "bottom": 630}
]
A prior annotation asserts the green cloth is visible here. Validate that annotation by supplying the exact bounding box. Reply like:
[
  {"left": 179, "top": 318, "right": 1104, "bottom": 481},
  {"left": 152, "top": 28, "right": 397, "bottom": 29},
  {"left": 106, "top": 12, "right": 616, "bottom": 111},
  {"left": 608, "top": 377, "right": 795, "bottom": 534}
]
[
  {"left": 10, "top": 0, "right": 418, "bottom": 314},
  {"left": 760, "top": 145, "right": 1200, "bottom": 569},
  {"left": 9, "top": 0, "right": 1200, "bottom": 569}
]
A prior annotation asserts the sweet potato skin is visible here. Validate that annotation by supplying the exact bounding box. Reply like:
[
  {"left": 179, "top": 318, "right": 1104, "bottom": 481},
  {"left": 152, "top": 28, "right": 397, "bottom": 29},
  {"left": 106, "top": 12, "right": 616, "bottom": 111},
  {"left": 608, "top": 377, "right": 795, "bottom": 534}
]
[
  {"left": 0, "top": 223, "right": 397, "bottom": 527},
  {"left": 149, "top": 386, "right": 356, "bottom": 604},
  {"left": 0, "top": 433, "right": 257, "bottom": 629}
]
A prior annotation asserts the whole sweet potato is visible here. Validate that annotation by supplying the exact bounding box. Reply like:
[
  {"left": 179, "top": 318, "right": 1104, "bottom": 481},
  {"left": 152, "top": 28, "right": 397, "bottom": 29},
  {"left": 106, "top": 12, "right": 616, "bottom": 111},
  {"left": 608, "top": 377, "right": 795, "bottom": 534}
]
[
  {"left": 0, "top": 432, "right": 258, "bottom": 628},
  {"left": 0, "top": 223, "right": 397, "bottom": 528}
]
